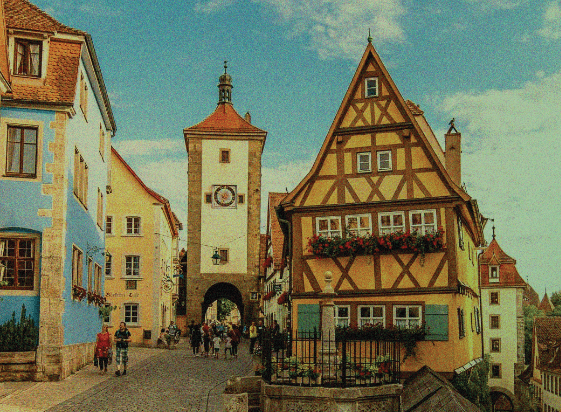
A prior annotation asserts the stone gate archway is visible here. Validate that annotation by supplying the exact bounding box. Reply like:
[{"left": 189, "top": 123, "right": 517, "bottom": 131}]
[
  {"left": 490, "top": 389, "right": 515, "bottom": 412},
  {"left": 202, "top": 282, "right": 245, "bottom": 323}
]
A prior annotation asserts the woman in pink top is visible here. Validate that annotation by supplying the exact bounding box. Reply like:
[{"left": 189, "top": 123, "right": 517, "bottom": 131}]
[{"left": 95, "top": 325, "right": 112, "bottom": 373}]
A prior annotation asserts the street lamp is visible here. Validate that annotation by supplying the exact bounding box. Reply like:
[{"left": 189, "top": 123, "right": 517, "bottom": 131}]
[{"left": 211, "top": 249, "right": 221, "bottom": 265}]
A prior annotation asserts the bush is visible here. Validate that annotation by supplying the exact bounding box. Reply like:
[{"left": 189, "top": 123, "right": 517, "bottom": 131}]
[{"left": 0, "top": 305, "right": 39, "bottom": 352}]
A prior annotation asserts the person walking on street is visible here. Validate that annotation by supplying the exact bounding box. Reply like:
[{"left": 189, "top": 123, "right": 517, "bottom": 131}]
[
  {"left": 190, "top": 324, "right": 202, "bottom": 356},
  {"left": 114, "top": 322, "right": 132, "bottom": 376},
  {"left": 257, "top": 320, "right": 264, "bottom": 350},
  {"left": 228, "top": 324, "right": 241, "bottom": 358},
  {"left": 166, "top": 321, "right": 178, "bottom": 349},
  {"left": 95, "top": 325, "right": 112, "bottom": 373},
  {"left": 249, "top": 321, "right": 257, "bottom": 354}
]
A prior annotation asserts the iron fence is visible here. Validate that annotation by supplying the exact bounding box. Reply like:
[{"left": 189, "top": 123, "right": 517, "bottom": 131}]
[{"left": 259, "top": 329, "right": 401, "bottom": 387}]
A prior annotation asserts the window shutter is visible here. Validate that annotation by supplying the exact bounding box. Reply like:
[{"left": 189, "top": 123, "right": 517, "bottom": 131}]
[
  {"left": 425, "top": 304, "right": 448, "bottom": 341},
  {"left": 297, "top": 304, "right": 320, "bottom": 336}
]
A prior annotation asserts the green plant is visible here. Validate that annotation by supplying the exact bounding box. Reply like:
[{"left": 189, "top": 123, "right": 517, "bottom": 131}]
[
  {"left": 98, "top": 304, "right": 117, "bottom": 320},
  {"left": 451, "top": 355, "right": 492, "bottom": 411},
  {"left": 0, "top": 305, "right": 39, "bottom": 352}
]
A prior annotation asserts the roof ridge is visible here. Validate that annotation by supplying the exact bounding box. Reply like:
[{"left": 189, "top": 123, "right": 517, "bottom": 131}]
[{"left": 5, "top": 0, "right": 85, "bottom": 35}]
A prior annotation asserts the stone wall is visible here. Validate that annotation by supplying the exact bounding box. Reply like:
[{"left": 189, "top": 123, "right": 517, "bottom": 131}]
[
  {"left": 36, "top": 341, "right": 95, "bottom": 381},
  {"left": 0, "top": 352, "right": 38, "bottom": 382}
]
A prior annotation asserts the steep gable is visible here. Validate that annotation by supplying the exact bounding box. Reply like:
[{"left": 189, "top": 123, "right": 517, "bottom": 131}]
[{"left": 283, "top": 41, "right": 468, "bottom": 210}]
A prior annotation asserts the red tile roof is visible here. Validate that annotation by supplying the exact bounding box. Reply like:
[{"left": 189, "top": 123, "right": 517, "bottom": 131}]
[
  {"left": 4, "top": 0, "right": 84, "bottom": 35},
  {"left": 524, "top": 283, "right": 540, "bottom": 307},
  {"left": 539, "top": 293, "right": 555, "bottom": 313},
  {"left": 185, "top": 103, "right": 266, "bottom": 134},
  {"left": 535, "top": 317, "right": 561, "bottom": 373},
  {"left": 479, "top": 238, "right": 525, "bottom": 287},
  {"left": 7, "top": 38, "right": 80, "bottom": 104},
  {"left": 268, "top": 192, "right": 286, "bottom": 270}
]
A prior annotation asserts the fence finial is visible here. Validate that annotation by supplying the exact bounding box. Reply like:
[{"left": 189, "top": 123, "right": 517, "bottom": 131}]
[{"left": 324, "top": 271, "right": 334, "bottom": 294}]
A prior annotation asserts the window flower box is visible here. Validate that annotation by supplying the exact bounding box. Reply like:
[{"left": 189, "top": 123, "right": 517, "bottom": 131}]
[
  {"left": 277, "top": 291, "right": 288, "bottom": 305},
  {"left": 72, "top": 285, "right": 87, "bottom": 301},
  {"left": 263, "top": 290, "right": 275, "bottom": 301}
]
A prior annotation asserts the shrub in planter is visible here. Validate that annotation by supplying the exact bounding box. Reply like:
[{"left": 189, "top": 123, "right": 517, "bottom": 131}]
[{"left": 0, "top": 305, "right": 39, "bottom": 352}]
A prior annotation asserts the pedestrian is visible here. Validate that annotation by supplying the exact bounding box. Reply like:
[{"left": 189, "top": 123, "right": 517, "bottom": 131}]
[
  {"left": 114, "top": 321, "right": 132, "bottom": 376},
  {"left": 202, "top": 329, "right": 211, "bottom": 358},
  {"left": 94, "top": 325, "right": 112, "bottom": 373},
  {"left": 257, "top": 320, "right": 264, "bottom": 348},
  {"left": 229, "top": 324, "right": 241, "bottom": 358},
  {"left": 249, "top": 321, "right": 257, "bottom": 354},
  {"left": 224, "top": 335, "right": 233, "bottom": 359},
  {"left": 166, "top": 321, "right": 177, "bottom": 349},
  {"left": 190, "top": 324, "right": 202, "bottom": 356},
  {"left": 212, "top": 334, "right": 221, "bottom": 358}
]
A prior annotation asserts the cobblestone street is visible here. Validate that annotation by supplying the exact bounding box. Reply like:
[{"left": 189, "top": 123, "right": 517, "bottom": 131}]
[{"left": 0, "top": 341, "right": 255, "bottom": 412}]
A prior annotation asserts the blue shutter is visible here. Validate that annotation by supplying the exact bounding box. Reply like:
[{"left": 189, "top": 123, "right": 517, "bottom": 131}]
[
  {"left": 425, "top": 304, "right": 448, "bottom": 341},
  {"left": 297, "top": 304, "right": 320, "bottom": 336}
]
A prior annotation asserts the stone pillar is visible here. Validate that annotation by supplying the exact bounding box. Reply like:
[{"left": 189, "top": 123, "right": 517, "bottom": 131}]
[{"left": 320, "top": 271, "right": 337, "bottom": 381}]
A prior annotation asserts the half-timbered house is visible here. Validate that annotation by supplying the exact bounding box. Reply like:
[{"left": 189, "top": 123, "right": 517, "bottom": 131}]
[{"left": 277, "top": 40, "right": 486, "bottom": 377}]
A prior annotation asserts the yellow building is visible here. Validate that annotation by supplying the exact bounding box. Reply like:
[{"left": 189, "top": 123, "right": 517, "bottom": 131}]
[
  {"left": 277, "top": 40, "right": 486, "bottom": 377},
  {"left": 104, "top": 147, "right": 182, "bottom": 346}
]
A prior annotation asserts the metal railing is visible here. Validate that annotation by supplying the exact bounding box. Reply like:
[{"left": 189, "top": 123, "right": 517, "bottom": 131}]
[{"left": 259, "top": 329, "right": 400, "bottom": 387}]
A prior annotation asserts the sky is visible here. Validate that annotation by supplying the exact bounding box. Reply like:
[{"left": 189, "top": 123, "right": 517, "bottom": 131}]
[{"left": 36, "top": 0, "right": 561, "bottom": 296}]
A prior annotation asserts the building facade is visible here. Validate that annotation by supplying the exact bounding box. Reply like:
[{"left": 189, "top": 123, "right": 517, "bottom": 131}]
[
  {"left": 183, "top": 66, "right": 266, "bottom": 326},
  {"left": 0, "top": 0, "right": 115, "bottom": 379},
  {"left": 104, "top": 148, "right": 181, "bottom": 346},
  {"left": 479, "top": 235, "right": 526, "bottom": 410},
  {"left": 277, "top": 40, "right": 486, "bottom": 377}
]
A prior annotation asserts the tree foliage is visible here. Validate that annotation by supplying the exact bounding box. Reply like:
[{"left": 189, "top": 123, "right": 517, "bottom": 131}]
[
  {"left": 524, "top": 305, "right": 545, "bottom": 363},
  {"left": 0, "top": 305, "right": 39, "bottom": 352},
  {"left": 451, "top": 355, "right": 492, "bottom": 411},
  {"left": 216, "top": 298, "right": 236, "bottom": 321},
  {"left": 550, "top": 291, "right": 561, "bottom": 307}
]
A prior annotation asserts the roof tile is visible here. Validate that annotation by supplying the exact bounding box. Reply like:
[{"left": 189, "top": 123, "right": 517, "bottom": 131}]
[{"left": 4, "top": 0, "right": 84, "bottom": 35}]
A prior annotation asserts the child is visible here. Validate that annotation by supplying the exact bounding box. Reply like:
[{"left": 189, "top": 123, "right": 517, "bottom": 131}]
[
  {"left": 224, "top": 335, "right": 233, "bottom": 359},
  {"left": 212, "top": 334, "right": 221, "bottom": 358}
]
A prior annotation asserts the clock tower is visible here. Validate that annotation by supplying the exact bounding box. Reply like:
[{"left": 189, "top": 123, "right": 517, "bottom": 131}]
[{"left": 183, "top": 64, "right": 267, "bottom": 326}]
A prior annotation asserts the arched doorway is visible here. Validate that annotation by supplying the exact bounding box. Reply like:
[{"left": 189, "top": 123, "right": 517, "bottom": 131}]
[
  {"left": 202, "top": 283, "right": 244, "bottom": 324},
  {"left": 491, "top": 391, "right": 514, "bottom": 412}
]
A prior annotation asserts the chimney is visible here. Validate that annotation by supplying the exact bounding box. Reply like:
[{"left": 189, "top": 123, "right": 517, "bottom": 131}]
[
  {"left": 244, "top": 112, "right": 251, "bottom": 124},
  {"left": 445, "top": 131, "right": 462, "bottom": 186}
]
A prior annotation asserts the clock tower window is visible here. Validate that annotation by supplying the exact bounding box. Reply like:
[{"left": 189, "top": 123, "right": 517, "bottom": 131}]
[{"left": 220, "top": 149, "right": 231, "bottom": 163}]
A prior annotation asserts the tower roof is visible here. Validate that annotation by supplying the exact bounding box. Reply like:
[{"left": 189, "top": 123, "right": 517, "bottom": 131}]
[
  {"left": 538, "top": 293, "right": 555, "bottom": 313},
  {"left": 184, "top": 102, "right": 265, "bottom": 134},
  {"left": 479, "top": 237, "right": 525, "bottom": 287}
]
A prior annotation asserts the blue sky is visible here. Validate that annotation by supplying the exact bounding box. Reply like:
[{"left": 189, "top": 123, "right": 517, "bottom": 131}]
[{"left": 38, "top": 0, "right": 561, "bottom": 296}]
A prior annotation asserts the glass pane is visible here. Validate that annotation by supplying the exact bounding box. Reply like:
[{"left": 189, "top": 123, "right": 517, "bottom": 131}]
[
  {"left": 395, "top": 307, "right": 406, "bottom": 318},
  {"left": 1, "top": 240, "right": 15, "bottom": 257},
  {"left": 22, "top": 145, "right": 37, "bottom": 174},
  {"left": 409, "top": 307, "right": 420, "bottom": 318},
  {"left": 23, "top": 128, "right": 37, "bottom": 144},
  {"left": 393, "top": 214, "right": 403, "bottom": 226},
  {"left": 411, "top": 213, "right": 421, "bottom": 225},
  {"left": 6, "top": 142, "right": 20, "bottom": 173},
  {"left": 330, "top": 219, "right": 340, "bottom": 231},
  {"left": 372, "top": 307, "right": 383, "bottom": 317},
  {"left": 395, "top": 319, "right": 406, "bottom": 328},
  {"left": 359, "top": 216, "right": 370, "bottom": 228},
  {"left": 338, "top": 307, "right": 348, "bottom": 317},
  {"left": 347, "top": 217, "right": 357, "bottom": 229},
  {"left": 424, "top": 212, "right": 434, "bottom": 224},
  {"left": 318, "top": 219, "right": 328, "bottom": 231},
  {"left": 3, "top": 260, "right": 15, "bottom": 285},
  {"left": 7, "top": 127, "right": 20, "bottom": 142},
  {"left": 19, "top": 240, "right": 33, "bottom": 258},
  {"left": 360, "top": 307, "right": 370, "bottom": 317},
  {"left": 409, "top": 319, "right": 420, "bottom": 328},
  {"left": 380, "top": 215, "right": 390, "bottom": 227}
]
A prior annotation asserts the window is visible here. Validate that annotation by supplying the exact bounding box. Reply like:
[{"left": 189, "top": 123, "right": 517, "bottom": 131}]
[
  {"left": 458, "top": 308, "right": 465, "bottom": 338},
  {"left": 220, "top": 149, "right": 230, "bottom": 163},
  {"left": 490, "top": 266, "right": 499, "bottom": 282},
  {"left": 490, "top": 292, "right": 499, "bottom": 305},
  {"left": 410, "top": 210, "right": 437, "bottom": 235},
  {"left": 365, "top": 77, "right": 378, "bottom": 98},
  {"left": 346, "top": 214, "right": 371, "bottom": 237},
  {"left": 358, "top": 305, "right": 385, "bottom": 327},
  {"left": 73, "top": 148, "right": 88, "bottom": 207},
  {"left": 125, "top": 280, "right": 137, "bottom": 290},
  {"left": 378, "top": 212, "right": 405, "bottom": 235},
  {"left": 334, "top": 305, "right": 350, "bottom": 327},
  {"left": 87, "top": 257, "right": 93, "bottom": 292},
  {"left": 125, "top": 255, "right": 140, "bottom": 277},
  {"left": 72, "top": 245, "right": 83, "bottom": 288},
  {"left": 6, "top": 126, "right": 38, "bottom": 177},
  {"left": 0, "top": 237, "right": 35, "bottom": 289},
  {"left": 125, "top": 217, "right": 141, "bottom": 235},
  {"left": 80, "top": 72, "right": 88, "bottom": 118},
  {"left": 490, "top": 315, "right": 500, "bottom": 329},
  {"left": 394, "top": 305, "right": 421, "bottom": 328},
  {"left": 474, "top": 307, "right": 481, "bottom": 334},
  {"left": 377, "top": 150, "right": 392, "bottom": 171},
  {"left": 97, "top": 188, "right": 104, "bottom": 229},
  {"left": 316, "top": 216, "right": 342, "bottom": 238},
  {"left": 490, "top": 363, "right": 502, "bottom": 379},
  {"left": 357, "top": 152, "right": 371, "bottom": 173},
  {"left": 124, "top": 303, "right": 139, "bottom": 324},
  {"left": 205, "top": 193, "right": 212, "bottom": 204},
  {"left": 458, "top": 217, "right": 464, "bottom": 250},
  {"left": 238, "top": 194, "right": 245, "bottom": 204},
  {"left": 219, "top": 248, "right": 229, "bottom": 264},
  {"left": 94, "top": 264, "right": 102, "bottom": 294},
  {"left": 14, "top": 38, "right": 41, "bottom": 77},
  {"left": 105, "top": 253, "right": 112, "bottom": 277},
  {"left": 99, "top": 124, "right": 105, "bottom": 159},
  {"left": 491, "top": 338, "right": 501, "bottom": 353},
  {"left": 105, "top": 216, "right": 113, "bottom": 235}
]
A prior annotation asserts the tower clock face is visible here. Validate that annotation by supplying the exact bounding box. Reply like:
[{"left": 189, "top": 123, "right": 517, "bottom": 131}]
[{"left": 212, "top": 185, "right": 237, "bottom": 208}]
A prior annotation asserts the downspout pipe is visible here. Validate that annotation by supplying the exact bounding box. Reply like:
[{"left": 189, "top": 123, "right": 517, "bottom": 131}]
[{"left": 275, "top": 206, "right": 292, "bottom": 337}]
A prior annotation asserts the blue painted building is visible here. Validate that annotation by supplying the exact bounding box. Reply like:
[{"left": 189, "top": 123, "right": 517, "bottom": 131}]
[{"left": 0, "top": 0, "right": 116, "bottom": 380}]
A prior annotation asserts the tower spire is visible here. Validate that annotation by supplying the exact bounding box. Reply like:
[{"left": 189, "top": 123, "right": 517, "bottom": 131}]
[{"left": 218, "top": 60, "right": 233, "bottom": 104}]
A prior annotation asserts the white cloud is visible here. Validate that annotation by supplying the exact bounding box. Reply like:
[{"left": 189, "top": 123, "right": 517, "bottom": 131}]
[
  {"left": 194, "top": 0, "right": 406, "bottom": 60},
  {"left": 79, "top": 3, "right": 122, "bottom": 17},
  {"left": 463, "top": 0, "right": 528, "bottom": 10},
  {"left": 114, "top": 138, "right": 184, "bottom": 157},
  {"left": 436, "top": 71, "right": 561, "bottom": 293},
  {"left": 537, "top": 1, "right": 561, "bottom": 40}
]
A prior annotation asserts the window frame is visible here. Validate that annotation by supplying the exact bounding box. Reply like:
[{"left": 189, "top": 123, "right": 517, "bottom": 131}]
[
  {"left": 356, "top": 151, "right": 372, "bottom": 173},
  {"left": 458, "top": 217, "right": 464, "bottom": 250},
  {"left": 458, "top": 308, "right": 465, "bottom": 339},
  {"left": 14, "top": 38, "right": 42, "bottom": 77},
  {"left": 490, "top": 314, "right": 500, "bottom": 329},
  {"left": 97, "top": 188, "right": 104, "bottom": 229},
  {"left": 5, "top": 125, "right": 38, "bottom": 178},
  {"left": 490, "top": 291, "right": 499, "bottom": 305},
  {"left": 123, "top": 302, "right": 139, "bottom": 325},
  {"left": 87, "top": 257, "right": 93, "bottom": 292},
  {"left": 489, "top": 266, "right": 500, "bottom": 283},
  {"left": 73, "top": 147, "right": 88, "bottom": 208},
  {"left": 358, "top": 305, "right": 385, "bottom": 327},
  {"left": 345, "top": 214, "right": 372, "bottom": 237},
  {"left": 376, "top": 150, "right": 392, "bottom": 172},
  {"left": 378, "top": 211, "right": 405, "bottom": 235},
  {"left": 99, "top": 124, "right": 105, "bottom": 160},
  {"left": 393, "top": 305, "right": 422, "bottom": 328},
  {"left": 94, "top": 263, "right": 102, "bottom": 294},
  {"left": 124, "top": 255, "right": 141, "bottom": 278},
  {"left": 105, "top": 216, "right": 113, "bottom": 235},
  {"left": 219, "top": 149, "right": 231, "bottom": 164},
  {"left": 334, "top": 305, "right": 350, "bottom": 328},
  {"left": 490, "top": 363, "right": 502, "bottom": 379},
  {"left": 219, "top": 248, "right": 229, "bottom": 265},
  {"left": 80, "top": 72, "right": 88, "bottom": 119},
  {"left": 316, "top": 216, "right": 342, "bottom": 238},
  {"left": 490, "top": 338, "right": 501, "bottom": 353},
  {"left": 364, "top": 77, "right": 379, "bottom": 98},
  {"left": 105, "top": 253, "right": 113, "bottom": 278},
  {"left": 238, "top": 194, "right": 245, "bottom": 204},
  {"left": 71, "top": 245, "right": 84, "bottom": 290},
  {"left": 0, "top": 236, "right": 38, "bottom": 290},
  {"left": 409, "top": 209, "right": 437, "bottom": 235},
  {"left": 125, "top": 216, "right": 141, "bottom": 236}
]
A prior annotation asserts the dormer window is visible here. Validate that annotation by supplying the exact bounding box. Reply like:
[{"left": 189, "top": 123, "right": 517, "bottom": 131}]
[
  {"left": 489, "top": 266, "right": 499, "bottom": 283},
  {"left": 15, "top": 39, "right": 42, "bottom": 77},
  {"left": 365, "top": 77, "right": 379, "bottom": 98}
]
